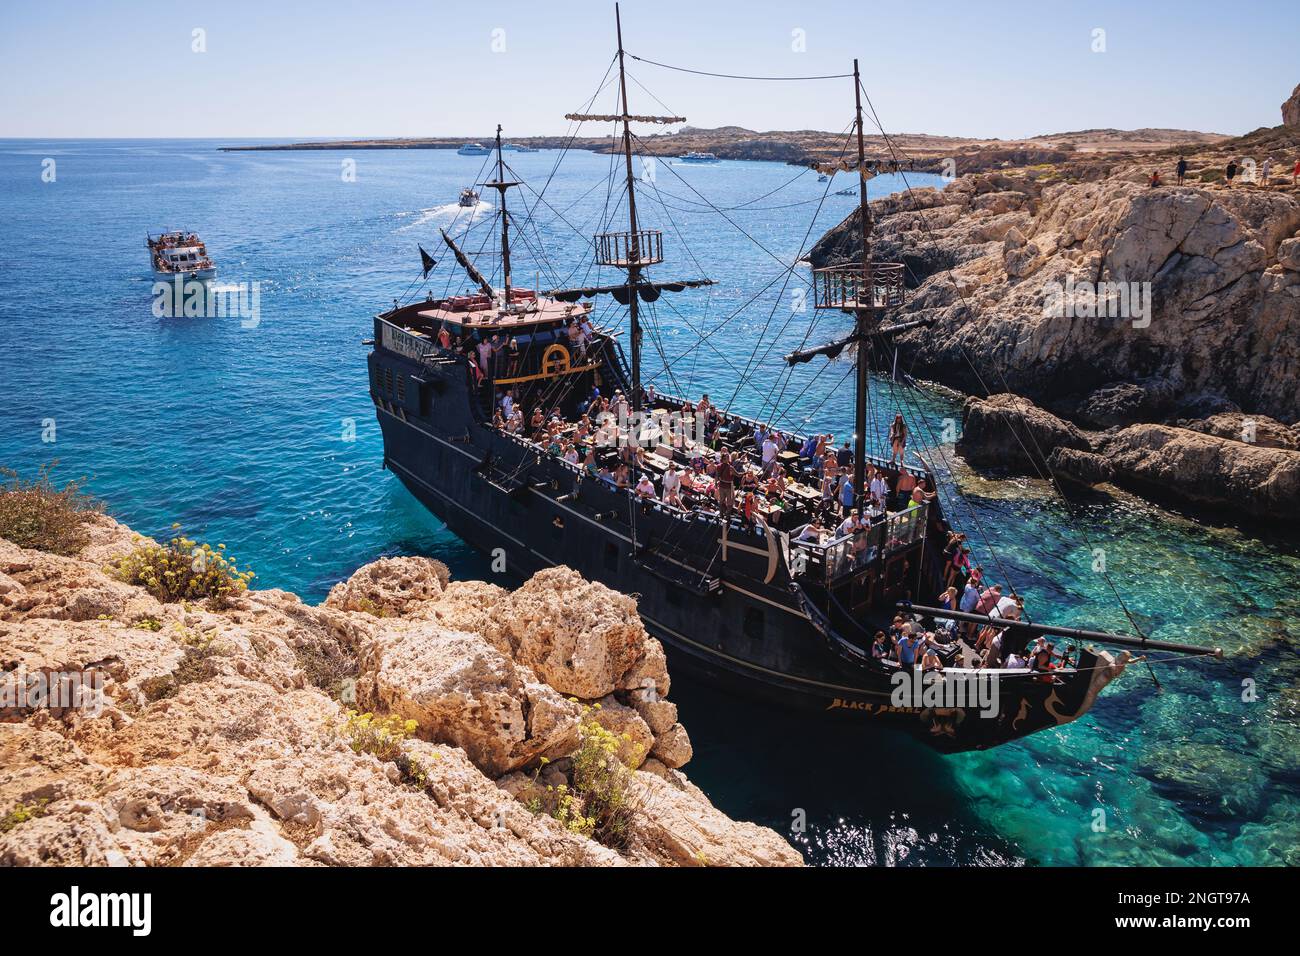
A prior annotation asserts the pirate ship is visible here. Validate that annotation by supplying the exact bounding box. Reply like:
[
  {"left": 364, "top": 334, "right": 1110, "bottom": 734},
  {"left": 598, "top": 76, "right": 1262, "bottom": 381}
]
[{"left": 365, "top": 6, "right": 1218, "bottom": 751}]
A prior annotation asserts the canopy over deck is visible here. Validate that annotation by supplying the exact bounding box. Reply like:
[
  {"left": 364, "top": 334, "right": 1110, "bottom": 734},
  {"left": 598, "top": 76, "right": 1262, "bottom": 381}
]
[{"left": 416, "top": 294, "right": 592, "bottom": 330}]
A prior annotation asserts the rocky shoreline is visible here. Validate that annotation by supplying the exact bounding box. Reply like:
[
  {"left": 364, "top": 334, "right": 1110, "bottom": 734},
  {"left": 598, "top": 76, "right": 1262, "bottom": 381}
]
[
  {"left": 810, "top": 109, "right": 1300, "bottom": 525},
  {"left": 0, "top": 515, "right": 800, "bottom": 867}
]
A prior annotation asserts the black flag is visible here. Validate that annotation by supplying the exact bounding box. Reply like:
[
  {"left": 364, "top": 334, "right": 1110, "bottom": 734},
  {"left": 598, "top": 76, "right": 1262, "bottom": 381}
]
[{"left": 419, "top": 245, "right": 437, "bottom": 278}]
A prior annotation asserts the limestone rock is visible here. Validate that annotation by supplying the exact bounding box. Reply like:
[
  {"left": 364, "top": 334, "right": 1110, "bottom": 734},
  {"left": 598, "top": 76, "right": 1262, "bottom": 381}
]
[
  {"left": 484, "top": 567, "right": 654, "bottom": 699},
  {"left": 324, "top": 555, "right": 449, "bottom": 616},
  {"left": 957, "top": 394, "right": 1089, "bottom": 471},
  {"left": 359, "top": 622, "right": 582, "bottom": 776},
  {"left": 649, "top": 722, "right": 693, "bottom": 769},
  {"left": 1283, "top": 83, "right": 1300, "bottom": 128},
  {"left": 0, "top": 521, "right": 800, "bottom": 867}
]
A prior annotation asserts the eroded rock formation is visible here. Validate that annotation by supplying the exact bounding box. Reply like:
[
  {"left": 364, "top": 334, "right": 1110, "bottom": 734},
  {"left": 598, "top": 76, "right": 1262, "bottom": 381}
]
[
  {"left": 959, "top": 395, "right": 1300, "bottom": 520},
  {"left": 0, "top": 515, "right": 800, "bottom": 867}
]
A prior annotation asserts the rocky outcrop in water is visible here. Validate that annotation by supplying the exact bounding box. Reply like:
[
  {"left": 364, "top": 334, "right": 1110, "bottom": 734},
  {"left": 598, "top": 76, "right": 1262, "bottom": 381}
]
[
  {"left": 959, "top": 395, "right": 1300, "bottom": 520},
  {"left": 0, "top": 515, "right": 799, "bottom": 867}
]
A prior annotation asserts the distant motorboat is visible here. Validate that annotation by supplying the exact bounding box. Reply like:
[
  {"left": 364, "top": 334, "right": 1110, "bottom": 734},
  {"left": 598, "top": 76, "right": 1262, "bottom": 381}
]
[
  {"left": 817, "top": 173, "right": 830, "bottom": 182},
  {"left": 505, "top": 143, "right": 539, "bottom": 152},
  {"left": 679, "top": 151, "right": 720, "bottom": 163},
  {"left": 146, "top": 231, "right": 215, "bottom": 281},
  {"left": 459, "top": 187, "right": 480, "bottom": 207},
  {"left": 457, "top": 143, "right": 490, "bottom": 155}
]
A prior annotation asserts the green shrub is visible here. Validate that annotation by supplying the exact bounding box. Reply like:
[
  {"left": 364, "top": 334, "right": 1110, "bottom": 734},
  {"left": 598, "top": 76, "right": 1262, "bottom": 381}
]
[
  {"left": 338, "top": 710, "right": 435, "bottom": 788},
  {"left": 0, "top": 464, "right": 100, "bottom": 555},
  {"left": 525, "top": 704, "right": 642, "bottom": 849},
  {"left": 110, "top": 525, "right": 254, "bottom": 607},
  {"left": 0, "top": 799, "right": 49, "bottom": 833}
]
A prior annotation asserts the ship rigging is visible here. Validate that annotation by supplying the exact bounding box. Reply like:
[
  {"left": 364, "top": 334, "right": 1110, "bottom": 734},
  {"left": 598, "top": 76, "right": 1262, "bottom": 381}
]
[{"left": 364, "top": 4, "right": 1219, "bottom": 752}]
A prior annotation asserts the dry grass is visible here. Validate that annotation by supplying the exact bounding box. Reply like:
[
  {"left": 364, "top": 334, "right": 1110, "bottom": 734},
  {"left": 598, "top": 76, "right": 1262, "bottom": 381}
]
[{"left": 0, "top": 464, "right": 101, "bottom": 555}]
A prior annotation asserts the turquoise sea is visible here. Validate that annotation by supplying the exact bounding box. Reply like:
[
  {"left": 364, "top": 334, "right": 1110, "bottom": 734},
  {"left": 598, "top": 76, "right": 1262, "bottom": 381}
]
[{"left": 1, "top": 139, "right": 1296, "bottom": 866}]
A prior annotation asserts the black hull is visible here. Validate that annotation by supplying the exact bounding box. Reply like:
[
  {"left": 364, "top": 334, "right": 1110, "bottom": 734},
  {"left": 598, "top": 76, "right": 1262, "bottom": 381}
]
[{"left": 368, "top": 326, "right": 1127, "bottom": 753}]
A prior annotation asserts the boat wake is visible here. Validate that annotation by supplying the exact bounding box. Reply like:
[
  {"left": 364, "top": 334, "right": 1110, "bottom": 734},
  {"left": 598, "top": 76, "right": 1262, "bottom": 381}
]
[{"left": 398, "top": 202, "right": 492, "bottom": 232}]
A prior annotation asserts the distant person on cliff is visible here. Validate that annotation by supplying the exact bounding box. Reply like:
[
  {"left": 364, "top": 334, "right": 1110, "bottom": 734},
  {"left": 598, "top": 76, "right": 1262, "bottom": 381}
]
[
  {"left": 1260, "top": 157, "right": 1272, "bottom": 187},
  {"left": 1225, "top": 160, "right": 1238, "bottom": 186},
  {"left": 1176, "top": 156, "right": 1188, "bottom": 185},
  {"left": 1293, "top": 159, "right": 1300, "bottom": 184},
  {"left": 1148, "top": 170, "right": 1161, "bottom": 188}
]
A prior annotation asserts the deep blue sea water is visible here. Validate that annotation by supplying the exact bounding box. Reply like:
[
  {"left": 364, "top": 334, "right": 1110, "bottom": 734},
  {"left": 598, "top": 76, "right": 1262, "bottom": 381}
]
[{"left": 1, "top": 139, "right": 1296, "bottom": 866}]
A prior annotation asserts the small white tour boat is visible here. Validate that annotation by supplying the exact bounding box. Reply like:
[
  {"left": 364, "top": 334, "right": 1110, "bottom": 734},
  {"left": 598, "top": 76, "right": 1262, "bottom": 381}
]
[
  {"left": 457, "top": 143, "right": 490, "bottom": 155},
  {"left": 146, "top": 231, "right": 216, "bottom": 281}
]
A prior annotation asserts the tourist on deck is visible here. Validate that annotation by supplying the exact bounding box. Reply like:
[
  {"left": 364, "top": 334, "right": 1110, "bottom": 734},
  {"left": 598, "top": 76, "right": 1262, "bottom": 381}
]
[
  {"left": 836, "top": 441, "right": 853, "bottom": 471},
  {"left": 895, "top": 467, "right": 917, "bottom": 509},
  {"left": 839, "top": 472, "right": 855, "bottom": 516},
  {"left": 975, "top": 584, "right": 1003, "bottom": 616},
  {"left": 437, "top": 324, "right": 453, "bottom": 350},
  {"left": 500, "top": 389, "right": 514, "bottom": 420},
  {"left": 506, "top": 337, "right": 520, "bottom": 376},
  {"left": 821, "top": 465, "right": 839, "bottom": 504},
  {"left": 836, "top": 512, "right": 861, "bottom": 539},
  {"left": 922, "top": 639, "right": 944, "bottom": 675},
  {"left": 869, "top": 469, "right": 889, "bottom": 509},
  {"left": 716, "top": 451, "right": 736, "bottom": 514},
  {"left": 1031, "top": 642, "right": 1057, "bottom": 683},
  {"left": 583, "top": 447, "right": 599, "bottom": 479},
  {"left": 871, "top": 631, "right": 890, "bottom": 661},
  {"left": 635, "top": 473, "right": 656, "bottom": 498},
  {"left": 1176, "top": 156, "right": 1188, "bottom": 185},
  {"left": 888, "top": 414, "right": 908, "bottom": 465},
  {"left": 981, "top": 629, "right": 1004, "bottom": 669},
  {"left": 662, "top": 462, "right": 682, "bottom": 501},
  {"left": 761, "top": 433, "right": 780, "bottom": 475},
  {"left": 477, "top": 335, "right": 502, "bottom": 379},
  {"left": 797, "top": 518, "right": 826, "bottom": 544},
  {"left": 911, "top": 476, "right": 937, "bottom": 506},
  {"left": 742, "top": 491, "right": 759, "bottom": 527},
  {"left": 895, "top": 628, "right": 922, "bottom": 670},
  {"left": 614, "top": 463, "right": 630, "bottom": 489},
  {"left": 958, "top": 579, "right": 981, "bottom": 640}
]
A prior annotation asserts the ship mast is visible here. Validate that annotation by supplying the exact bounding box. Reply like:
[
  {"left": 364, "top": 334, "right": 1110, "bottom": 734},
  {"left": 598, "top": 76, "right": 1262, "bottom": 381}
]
[
  {"left": 483, "top": 123, "right": 520, "bottom": 304},
  {"left": 851, "top": 59, "right": 872, "bottom": 517},
  {"left": 786, "top": 60, "right": 907, "bottom": 517},
  {"left": 567, "top": 3, "right": 684, "bottom": 414},
  {"left": 615, "top": 5, "right": 645, "bottom": 411}
]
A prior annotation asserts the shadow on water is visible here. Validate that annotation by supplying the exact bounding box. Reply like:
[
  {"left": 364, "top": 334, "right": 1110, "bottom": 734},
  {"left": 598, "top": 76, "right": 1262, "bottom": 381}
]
[{"left": 667, "top": 670, "right": 1025, "bottom": 866}]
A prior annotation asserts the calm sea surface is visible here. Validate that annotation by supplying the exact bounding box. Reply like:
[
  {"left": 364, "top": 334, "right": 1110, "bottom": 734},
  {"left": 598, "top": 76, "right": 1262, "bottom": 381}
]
[{"left": 1, "top": 139, "right": 1296, "bottom": 866}]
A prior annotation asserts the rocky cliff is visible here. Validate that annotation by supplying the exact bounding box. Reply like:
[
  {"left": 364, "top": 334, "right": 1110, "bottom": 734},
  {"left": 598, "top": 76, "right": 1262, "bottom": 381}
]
[
  {"left": 810, "top": 119, "right": 1300, "bottom": 522},
  {"left": 1284, "top": 84, "right": 1300, "bottom": 128},
  {"left": 0, "top": 515, "right": 800, "bottom": 867}
]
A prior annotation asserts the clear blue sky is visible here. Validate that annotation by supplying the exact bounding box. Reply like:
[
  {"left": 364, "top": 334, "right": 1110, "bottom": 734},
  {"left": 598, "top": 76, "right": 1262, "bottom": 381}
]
[{"left": 1, "top": 0, "right": 1295, "bottom": 139}]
